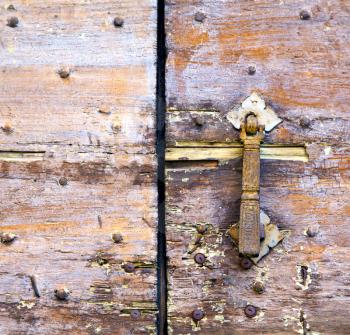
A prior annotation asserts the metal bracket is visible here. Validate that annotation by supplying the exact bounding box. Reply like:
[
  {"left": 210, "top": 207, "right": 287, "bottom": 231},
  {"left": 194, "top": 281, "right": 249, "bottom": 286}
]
[{"left": 227, "top": 92, "right": 282, "bottom": 132}]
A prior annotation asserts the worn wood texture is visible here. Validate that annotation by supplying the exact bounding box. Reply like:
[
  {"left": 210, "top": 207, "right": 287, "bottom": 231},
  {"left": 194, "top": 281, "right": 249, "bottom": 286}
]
[
  {"left": 0, "top": 1, "right": 157, "bottom": 334},
  {"left": 166, "top": 0, "right": 350, "bottom": 334}
]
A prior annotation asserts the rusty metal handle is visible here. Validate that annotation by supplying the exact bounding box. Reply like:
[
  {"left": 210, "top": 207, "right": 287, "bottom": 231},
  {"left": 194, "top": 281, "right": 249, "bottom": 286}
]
[{"left": 238, "top": 115, "right": 264, "bottom": 257}]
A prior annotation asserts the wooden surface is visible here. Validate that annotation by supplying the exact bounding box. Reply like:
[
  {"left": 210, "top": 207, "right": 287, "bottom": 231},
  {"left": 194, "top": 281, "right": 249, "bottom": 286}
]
[
  {"left": 166, "top": 1, "right": 350, "bottom": 334},
  {"left": 0, "top": 1, "right": 158, "bottom": 334}
]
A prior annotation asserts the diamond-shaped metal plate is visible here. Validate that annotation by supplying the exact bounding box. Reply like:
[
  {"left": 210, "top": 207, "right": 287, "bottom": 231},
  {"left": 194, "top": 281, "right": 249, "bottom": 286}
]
[{"left": 227, "top": 92, "right": 282, "bottom": 132}]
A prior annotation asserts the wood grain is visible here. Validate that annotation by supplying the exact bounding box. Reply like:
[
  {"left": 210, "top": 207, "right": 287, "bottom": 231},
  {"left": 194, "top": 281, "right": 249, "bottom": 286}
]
[
  {"left": 0, "top": 1, "right": 157, "bottom": 334},
  {"left": 166, "top": 0, "right": 350, "bottom": 334}
]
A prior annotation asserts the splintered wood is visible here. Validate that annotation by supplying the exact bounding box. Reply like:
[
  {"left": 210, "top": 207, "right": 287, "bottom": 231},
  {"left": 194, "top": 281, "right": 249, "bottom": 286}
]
[
  {"left": 166, "top": 1, "right": 350, "bottom": 334},
  {"left": 0, "top": 1, "right": 157, "bottom": 334}
]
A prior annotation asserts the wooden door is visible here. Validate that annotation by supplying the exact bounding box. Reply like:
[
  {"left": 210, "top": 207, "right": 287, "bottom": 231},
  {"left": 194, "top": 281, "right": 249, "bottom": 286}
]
[
  {"left": 165, "top": 1, "right": 350, "bottom": 334},
  {"left": 0, "top": 1, "right": 158, "bottom": 334}
]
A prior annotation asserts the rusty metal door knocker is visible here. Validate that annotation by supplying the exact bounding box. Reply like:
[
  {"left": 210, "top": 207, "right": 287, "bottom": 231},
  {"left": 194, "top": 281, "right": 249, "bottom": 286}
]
[{"left": 227, "top": 92, "right": 289, "bottom": 260}]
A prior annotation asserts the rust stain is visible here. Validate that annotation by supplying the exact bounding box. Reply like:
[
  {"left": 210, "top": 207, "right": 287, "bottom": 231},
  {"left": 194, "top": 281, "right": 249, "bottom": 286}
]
[
  {"left": 216, "top": 28, "right": 282, "bottom": 62},
  {"left": 285, "top": 194, "right": 331, "bottom": 216},
  {"left": 274, "top": 127, "right": 294, "bottom": 143},
  {"left": 172, "top": 25, "right": 209, "bottom": 72},
  {"left": 266, "top": 87, "right": 326, "bottom": 109}
]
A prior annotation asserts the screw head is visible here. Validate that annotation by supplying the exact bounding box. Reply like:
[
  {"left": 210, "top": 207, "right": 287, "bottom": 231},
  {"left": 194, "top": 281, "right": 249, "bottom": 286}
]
[
  {"left": 196, "top": 225, "right": 207, "bottom": 234},
  {"left": 300, "top": 10, "right": 311, "bottom": 20},
  {"left": 130, "top": 309, "right": 141, "bottom": 319},
  {"left": 7, "top": 16, "right": 19, "bottom": 28},
  {"left": 113, "top": 17, "right": 124, "bottom": 27},
  {"left": 194, "top": 253, "right": 206, "bottom": 265},
  {"left": 194, "top": 12, "right": 206, "bottom": 23},
  {"left": 244, "top": 305, "right": 257, "bottom": 318},
  {"left": 239, "top": 257, "right": 253, "bottom": 270},
  {"left": 54, "top": 286, "right": 71, "bottom": 300},
  {"left": 192, "top": 309, "right": 205, "bottom": 321},
  {"left": 58, "top": 177, "right": 68, "bottom": 186},
  {"left": 0, "top": 232, "right": 17, "bottom": 244},
  {"left": 248, "top": 66, "right": 256, "bottom": 75},
  {"left": 57, "top": 68, "right": 70, "bottom": 79},
  {"left": 112, "top": 233, "right": 123, "bottom": 243},
  {"left": 252, "top": 281, "right": 265, "bottom": 294},
  {"left": 123, "top": 262, "right": 135, "bottom": 273}
]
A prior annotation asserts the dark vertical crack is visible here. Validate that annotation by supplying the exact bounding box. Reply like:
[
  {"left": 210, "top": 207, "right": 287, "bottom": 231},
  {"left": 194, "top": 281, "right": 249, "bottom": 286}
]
[{"left": 156, "top": 0, "right": 167, "bottom": 334}]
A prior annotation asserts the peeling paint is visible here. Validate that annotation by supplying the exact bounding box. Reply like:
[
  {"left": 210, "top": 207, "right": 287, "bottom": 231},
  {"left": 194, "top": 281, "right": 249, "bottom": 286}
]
[
  {"left": 283, "top": 308, "right": 322, "bottom": 335},
  {"left": 0, "top": 151, "right": 45, "bottom": 162},
  {"left": 214, "top": 314, "right": 225, "bottom": 323},
  {"left": 17, "top": 300, "right": 35, "bottom": 310}
]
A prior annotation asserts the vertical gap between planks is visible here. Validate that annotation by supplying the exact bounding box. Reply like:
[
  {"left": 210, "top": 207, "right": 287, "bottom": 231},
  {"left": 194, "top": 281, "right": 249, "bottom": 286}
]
[{"left": 156, "top": 0, "right": 167, "bottom": 334}]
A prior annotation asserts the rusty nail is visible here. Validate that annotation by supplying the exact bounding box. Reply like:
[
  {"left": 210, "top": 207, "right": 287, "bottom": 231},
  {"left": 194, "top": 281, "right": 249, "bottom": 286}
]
[
  {"left": 248, "top": 66, "right": 256, "bottom": 75},
  {"left": 194, "top": 253, "right": 206, "bottom": 265},
  {"left": 58, "top": 177, "right": 68, "bottom": 186},
  {"left": 244, "top": 305, "right": 257, "bottom": 318},
  {"left": 57, "top": 68, "right": 70, "bottom": 79},
  {"left": 30, "top": 275, "right": 40, "bottom": 298},
  {"left": 130, "top": 309, "right": 141, "bottom": 319},
  {"left": 300, "top": 10, "right": 311, "bottom": 20},
  {"left": 196, "top": 225, "right": 207, "bottom": 234},
  {"left": 252, "top": 281, "right": 265, "bottom": 294},
  {"left": 7, "top": 4, "right": 16, "bottom": 11},
  {"left": 123, "top": 262, "right": 135, "bottom": 273},
  {"left": 1, "top": 122, "right": 14, "bottom": 134},
  {"left": 192, "top": 309, "right": 205, "bottom": 321},
  {"left": 306, "top": 226, "right": 318, "bottom": 237},
  {"left": 193, "top": 116, "right": 205, "bottom": 127},
  {"left": 194, "top": 12, "right": 206, "bottom": 23},
  {"left": 113, "top": 17, "right": 124, "bottom": 27},
  {"left": 0, "top": 232, "right": 17, "bottom": 244},
  {"left": 112, "top": 233, "right": 123, "bottom": 243},
  {"left": 54, "top": 286, "right": 71, "bottom": 300},
  {"left": 239, "top": 257, "right": 253, "bottom": 270},
  {"left": 299, "top": 117, "right": 311, "bottom": 128},
  {"left": 7, "top": 16, "right": 19, "bottom": 28}
]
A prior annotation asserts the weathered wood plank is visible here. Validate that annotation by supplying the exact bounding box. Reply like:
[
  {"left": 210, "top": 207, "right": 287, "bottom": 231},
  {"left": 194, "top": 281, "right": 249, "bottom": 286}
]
[
  {"left": 166, "top": 146, "right": 350, "bottom": 334},
  {"left": 166, "top": 0, "right": 350, "bottom": 334},
  {"left": 166, "top": 0, "right": 350, "bottom": 114},
  {"left": 0, "top": 1, "right": 157, "bottom": 334}
]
